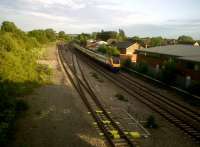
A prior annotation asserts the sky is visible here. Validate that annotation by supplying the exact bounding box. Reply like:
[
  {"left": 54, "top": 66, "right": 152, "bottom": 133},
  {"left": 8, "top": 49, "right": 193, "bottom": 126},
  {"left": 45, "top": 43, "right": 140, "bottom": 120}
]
[{"left": 0, "top": 0, "right": 200, "bottom": 39}]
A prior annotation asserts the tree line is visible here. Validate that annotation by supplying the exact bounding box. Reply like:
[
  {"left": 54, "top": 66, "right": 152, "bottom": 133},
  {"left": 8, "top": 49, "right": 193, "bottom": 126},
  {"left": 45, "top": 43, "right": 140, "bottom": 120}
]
[{"left": 74, "top": 29, "right": 199, "bottom": 48}]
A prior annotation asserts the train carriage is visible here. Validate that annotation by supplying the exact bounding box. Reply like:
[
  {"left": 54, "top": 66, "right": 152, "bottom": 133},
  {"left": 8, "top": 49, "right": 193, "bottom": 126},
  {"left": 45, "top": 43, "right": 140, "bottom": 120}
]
[{"left": 73, "top": 44, "right": 120, "bottom": 72}]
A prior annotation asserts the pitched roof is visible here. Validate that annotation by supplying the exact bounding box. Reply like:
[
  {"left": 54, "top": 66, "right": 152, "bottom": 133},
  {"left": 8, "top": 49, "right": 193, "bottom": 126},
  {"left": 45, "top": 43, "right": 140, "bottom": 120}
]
[{"left": 115, "top": 41, "right": 134, "bottom": 49}]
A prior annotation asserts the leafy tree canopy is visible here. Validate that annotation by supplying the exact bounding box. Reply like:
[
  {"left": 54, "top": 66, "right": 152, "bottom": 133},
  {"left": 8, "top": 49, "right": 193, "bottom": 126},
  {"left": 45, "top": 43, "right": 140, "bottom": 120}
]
[
  {"left": 178, "top": 35, "right": 194, "bottom": 44},
  {"left": 97, "top": 45, "right": 120, "bottom": 56}
]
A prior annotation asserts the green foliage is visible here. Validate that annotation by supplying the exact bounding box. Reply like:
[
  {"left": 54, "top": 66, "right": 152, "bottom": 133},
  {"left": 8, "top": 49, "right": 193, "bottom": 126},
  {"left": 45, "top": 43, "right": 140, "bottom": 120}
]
[
  {"left": 76, "top": 33, "right": 90, "bottom": 47},
  {"left": 58, "top": 31, "right": 71, "bottom": 41},
  {"left": 131, "top": 36, "right": 142, "bottom": 43},
  {"left": 122, "top": 58, "right": 133, "bottom": 68},
  {"left": 178, "top": 35, "right": 194, "bottom": 44},
  {"left": 97, "top": 45, "right": 107, "bottom": 54},
  {"left": 96, "top": 31, "right": 117, "bottom": 41},
  {"left": 45, "top": 29, "right": 56, "bottom": 42},
  {"left": 28, "top": 28, "right": 57, "bottom": 44},
  {"left": 159, "top": 59, "right": 177, "bottom": 83},
  {"left": 117, "top": 29, "right": 127, "bottom": 41},
  {"left": 135, "top": 62, "right": 148, "bottom": 74},
  {"left": 0, "top": 21, "right": 52, "bottom": 146},
  {"left": 145, "top": 115, "right": 158, "bottom": 129},
  {"left": 1, "top": 21, "right": 20, "bottom": 33},
  {"left": 115, "top": 94, "right": 128, "bottom": 102},
  {"left": 97, "top": 45, "right": 120, "bottom": 56},
  {"left": 109, "top": 46, "right": 120, "bottom": 56},
  {"left": 150, "top": 37, "right": 165, "bottom": 47},
  {"left": 28, "top": 29, "right": 48, "bottom": 44}
]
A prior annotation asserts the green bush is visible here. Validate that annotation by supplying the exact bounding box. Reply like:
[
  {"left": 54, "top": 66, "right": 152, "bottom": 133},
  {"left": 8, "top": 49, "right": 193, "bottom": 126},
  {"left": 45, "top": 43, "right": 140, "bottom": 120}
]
[
  {"left": 115, "top": 94, "right": 128, "bottom": 102},
  {"left": 135, "top": 62, "right": 148, "bottom": 74},
  {"left": 145, "top": 115, "right": 158, "bottom": 129},
  {"left": 159, "top": 59, "right": 177, "bottom": 83},
  {"left": 0, "top": 21, "right": 53, "bottom": 146},
  {"left": 122, "top": 58, "right": 133, "bottom": 68},
  {"left": 97, "top": 45, "right": 107, "bottom": 54},
  {"left": 97, "top": 45, "right": 120, "bottom": 56}
]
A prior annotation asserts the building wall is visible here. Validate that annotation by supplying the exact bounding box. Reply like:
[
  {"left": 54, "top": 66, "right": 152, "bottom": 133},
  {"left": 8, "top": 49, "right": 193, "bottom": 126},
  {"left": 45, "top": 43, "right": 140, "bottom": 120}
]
[
  {"left": 136, "top": 53, "right": 200, "bottom": 81},
  {"left": 120, "top": 43, "right": 140, "bottom": 62},
  {"left": 126, "top": 43, "right": 140, "bottom": 55},
  {"left": 177, "top": 61, "right": 200, "bottom": 81}
]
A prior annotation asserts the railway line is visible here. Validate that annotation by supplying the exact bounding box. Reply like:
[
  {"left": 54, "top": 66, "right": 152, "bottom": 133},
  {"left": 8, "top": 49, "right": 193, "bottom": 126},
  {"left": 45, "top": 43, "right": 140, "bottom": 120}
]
[
  {"left": 57, "top": 45, "right": 137, "bottom": 147},
  {"left": 73, "top": 45, "right": 200, "bottom": 144}
]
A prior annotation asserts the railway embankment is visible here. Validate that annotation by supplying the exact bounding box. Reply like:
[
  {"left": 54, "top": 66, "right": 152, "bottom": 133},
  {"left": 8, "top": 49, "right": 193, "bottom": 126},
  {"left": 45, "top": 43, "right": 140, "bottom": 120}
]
[{"left": 12, "top": 44, "right": 105, "bottom": 147}]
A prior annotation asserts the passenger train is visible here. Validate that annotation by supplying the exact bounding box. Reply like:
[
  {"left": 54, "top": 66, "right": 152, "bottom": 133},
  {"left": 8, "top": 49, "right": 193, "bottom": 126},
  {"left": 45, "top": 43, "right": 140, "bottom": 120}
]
[{"left": 73, "top": 44, "right": 120, "bottom": 72}]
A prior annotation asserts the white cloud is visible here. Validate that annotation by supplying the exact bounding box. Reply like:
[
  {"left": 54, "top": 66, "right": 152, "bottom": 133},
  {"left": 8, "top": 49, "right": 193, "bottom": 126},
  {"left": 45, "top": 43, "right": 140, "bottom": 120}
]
[
  {"left": 28, "top": 12, "right": 75, "bottom": 22},
  {"left": 24, "top": 0, "right": 86, "bottom": 9}
]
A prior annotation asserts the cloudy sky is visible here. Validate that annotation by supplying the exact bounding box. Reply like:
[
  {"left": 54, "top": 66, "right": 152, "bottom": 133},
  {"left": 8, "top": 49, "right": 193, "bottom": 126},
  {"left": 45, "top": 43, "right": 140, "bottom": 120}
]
[{"left": 0, "top": 0, "right": 200, "bottom": 39}]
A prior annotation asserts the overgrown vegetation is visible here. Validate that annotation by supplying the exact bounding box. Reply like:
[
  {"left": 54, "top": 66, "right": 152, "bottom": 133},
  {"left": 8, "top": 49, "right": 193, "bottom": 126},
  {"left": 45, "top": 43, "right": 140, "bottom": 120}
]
[
  {"left": 158, "top": 59, "right": 177, "bottom": 83},
  {"left": 123, "top": 59, "right": 177, "bottom": 85},
  {"left": 0, "top": 21, "right": 54, "bottom": 146},
  {"left": 90, "top": 72, "right": 104, "bottom": 83},
  {"left": 115, "top": 94, "right": 128, "bottom": 102},
  {"left": 97, "top": 45, "right": 120, "bottom": 56}
]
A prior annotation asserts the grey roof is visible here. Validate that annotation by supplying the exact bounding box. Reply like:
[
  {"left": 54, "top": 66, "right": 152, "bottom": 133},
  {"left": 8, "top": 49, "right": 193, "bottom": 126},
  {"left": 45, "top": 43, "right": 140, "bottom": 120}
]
[
  {"left": 136, "top": 45, "right": 200, "bottom": 62},
  {"left": 116, "top": 41, "right": 134, "bottom": 49}
]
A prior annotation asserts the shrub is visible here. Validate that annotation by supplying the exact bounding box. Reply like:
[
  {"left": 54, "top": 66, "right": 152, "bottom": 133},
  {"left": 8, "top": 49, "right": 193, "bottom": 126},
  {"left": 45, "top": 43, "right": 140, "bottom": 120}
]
[
  {"left": 115, "top": 94, "right": 128, "bottom": 102},
  {"left": 135, "top": 62, "right": 148, "bottom": 74},
  {"left": 122, "top": 58, "right": 133, "bottom": 68},
  {"left": 97, "top": 45, "right": 120, "bottom": 56},
  {"left": 145, "top": 115, "right": 158, "bottom": 129},
  {"left": 159, "top": 59, "right": 177, "bottom": 83},
  {"left": 0, "top": 21, "right": 53, "bottom": 146},
  {"left": 97, "top": 45, "right": 107, "bottom": 54}
]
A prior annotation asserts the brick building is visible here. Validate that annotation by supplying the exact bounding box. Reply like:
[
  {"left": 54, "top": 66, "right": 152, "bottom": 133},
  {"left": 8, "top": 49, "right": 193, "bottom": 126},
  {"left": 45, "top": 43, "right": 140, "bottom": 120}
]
[{"left": 135, "top": 45, "right": 200, "bottom": 87}]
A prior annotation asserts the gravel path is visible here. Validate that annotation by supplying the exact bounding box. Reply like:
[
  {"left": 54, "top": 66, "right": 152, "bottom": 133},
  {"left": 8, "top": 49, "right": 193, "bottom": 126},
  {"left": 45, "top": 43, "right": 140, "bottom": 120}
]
[{"left": 13, "top": 45, "right": 106, "bottom": 147}]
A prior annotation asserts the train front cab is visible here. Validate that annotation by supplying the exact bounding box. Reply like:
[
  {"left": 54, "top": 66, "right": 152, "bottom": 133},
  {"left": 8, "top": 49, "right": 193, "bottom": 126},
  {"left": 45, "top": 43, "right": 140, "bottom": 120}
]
[{"left": 110, "top": 57, "right": 120, "bottom": 72}]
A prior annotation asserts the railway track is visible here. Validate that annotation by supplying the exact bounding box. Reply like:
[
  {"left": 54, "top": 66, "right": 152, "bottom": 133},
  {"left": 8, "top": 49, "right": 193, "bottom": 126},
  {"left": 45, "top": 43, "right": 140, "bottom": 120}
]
[
  {"left": 57, "top": 45, "right": 137, "bottom": 147},
  {"left": 73, "top": 45, "right": 200, "bottom": 144}
]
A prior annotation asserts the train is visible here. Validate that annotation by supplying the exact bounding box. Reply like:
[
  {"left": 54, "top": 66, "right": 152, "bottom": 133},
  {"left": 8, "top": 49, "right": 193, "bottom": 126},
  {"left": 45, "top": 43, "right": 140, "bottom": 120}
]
[{"left": 73, "top": 43, "right": 120, "bottom": 72}]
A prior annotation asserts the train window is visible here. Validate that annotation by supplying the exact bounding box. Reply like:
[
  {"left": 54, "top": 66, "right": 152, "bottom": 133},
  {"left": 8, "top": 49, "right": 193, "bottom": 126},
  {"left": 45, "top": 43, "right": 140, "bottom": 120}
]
[{"left": 112, "top": 57, "right": 120, "bottom": 64}]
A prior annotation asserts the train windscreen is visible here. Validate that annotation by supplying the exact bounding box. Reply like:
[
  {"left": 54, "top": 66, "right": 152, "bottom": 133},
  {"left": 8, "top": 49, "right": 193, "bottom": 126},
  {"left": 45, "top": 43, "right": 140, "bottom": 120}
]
[{"left": 112, "top": 57, "right": 120, "bottom": 64}]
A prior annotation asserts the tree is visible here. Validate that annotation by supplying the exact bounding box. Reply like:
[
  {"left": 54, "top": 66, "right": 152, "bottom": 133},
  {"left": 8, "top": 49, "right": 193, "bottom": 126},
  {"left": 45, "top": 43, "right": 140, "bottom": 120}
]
[
  {"left": 75, "top": 33, "right": 90, "bottom": 47},
  {"left": 58, "top": 31, "right": 65, "bottom": 39},
  {"left": 97, "top": 45, "right": 119, "bottom": 56},
  {"left": 96, "top": 31, "right": 117, "bottom": 41},
  {"left": 1, "top": 21, "right": 19, "bottom": 33},
  {"left": 150, "top": 37, "right": 164, "bottom": 47},
  {"left": 45, "top": 29, "right": 56, "bottom": 42},
  {"left": 117, "top": 29, "right": 126, "bottom": 41},
  {"left": 97, "top": 45, "right": 107, "bottom": 54},
  {"left": 0, "top": 21, "right": 52, "bottom": 146},
  {"left": 131, "top": 36, "right": 142, "bottom": 43},
  {"left": 178, "top": 35, "right": 194, "bottom": 44},
  {"left": 28, "top": 29, "right": 48, "bottom": 44}
]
